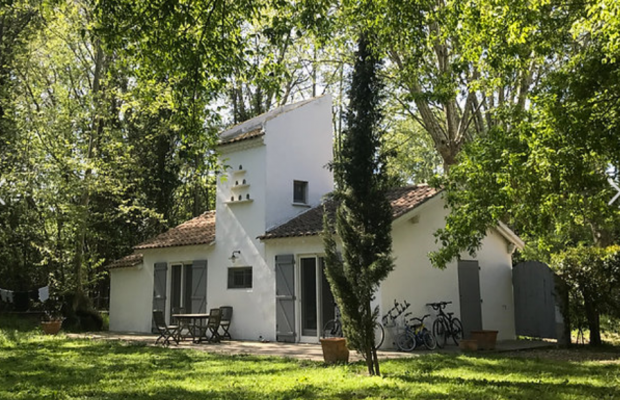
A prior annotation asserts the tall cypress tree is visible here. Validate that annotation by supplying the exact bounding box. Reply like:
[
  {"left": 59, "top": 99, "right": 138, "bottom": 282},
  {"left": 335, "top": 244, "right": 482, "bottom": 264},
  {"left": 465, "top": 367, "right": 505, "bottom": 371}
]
[{"left": 322, "top": 32, "right": 394, "bottom": 376}]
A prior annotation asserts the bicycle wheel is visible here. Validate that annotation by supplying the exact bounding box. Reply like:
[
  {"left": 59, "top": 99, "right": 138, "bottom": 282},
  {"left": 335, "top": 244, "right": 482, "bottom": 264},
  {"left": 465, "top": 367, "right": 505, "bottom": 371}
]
[
  {"left": 373, "top": 322, "right": 385, "bottom": 349},
  {"left": 422, "top": 329, "right": 437, "bottom": 350},
  {"left": 450, "top": 318, "right": 464, "bottom": 345},
  {"left": 322, "top": 319, "right": 342, "bottom": 338},
  {"left": 432, "top": 318, "right": 447, "bottom": 348},
  {"left": 396, "top": 331, "right": 416, "bottom": 352}
]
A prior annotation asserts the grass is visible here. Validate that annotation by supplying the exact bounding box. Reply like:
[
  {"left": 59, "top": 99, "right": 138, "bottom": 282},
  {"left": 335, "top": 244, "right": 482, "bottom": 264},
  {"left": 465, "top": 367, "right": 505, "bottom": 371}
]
[{"left": 1, "top": 323, "right": 619, "bottom": 399}]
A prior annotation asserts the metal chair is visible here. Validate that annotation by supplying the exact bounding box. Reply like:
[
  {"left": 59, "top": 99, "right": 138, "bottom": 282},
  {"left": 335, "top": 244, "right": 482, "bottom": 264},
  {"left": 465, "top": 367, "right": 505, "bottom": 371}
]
[
  {"left": 153, "top": 310, "right": 180, "bottom": 345},
  {"left": 205, "top": 308, "right": 222, "bottom": 343},
  {"left": 219, "top": 306, "right": 233, "bottom": 340}
]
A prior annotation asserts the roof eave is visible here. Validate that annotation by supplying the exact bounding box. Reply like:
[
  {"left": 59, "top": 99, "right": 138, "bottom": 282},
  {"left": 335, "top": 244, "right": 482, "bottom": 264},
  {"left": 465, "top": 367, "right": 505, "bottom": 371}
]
[
  {"left": 134, "top": 240, "right": 216, "bottom": 251},
  {"left": 495, "top": 221, "right": 525, "bottom": 251},
  {"left": 391, "top": 189, "right": 443, "bottom": 226}
]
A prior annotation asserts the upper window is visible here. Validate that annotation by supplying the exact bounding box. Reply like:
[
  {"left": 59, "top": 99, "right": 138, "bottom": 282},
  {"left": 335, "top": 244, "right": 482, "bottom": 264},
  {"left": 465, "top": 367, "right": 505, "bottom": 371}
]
[
  {"left": 293, "top": 180, "right": 308, "bottom": 204},
  {"left": 228, "top": 267, "right": 252, "bottom": 289}
]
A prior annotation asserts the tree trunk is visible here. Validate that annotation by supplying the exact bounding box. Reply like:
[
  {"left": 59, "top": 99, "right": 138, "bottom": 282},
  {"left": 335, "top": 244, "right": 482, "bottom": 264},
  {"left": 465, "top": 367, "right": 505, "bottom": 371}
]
[
  {"left": 74, "top": 40, "right": 105, "bottom": 295},
  {"left": 583, "top": 294, "right": 601, "bottom": 346}
]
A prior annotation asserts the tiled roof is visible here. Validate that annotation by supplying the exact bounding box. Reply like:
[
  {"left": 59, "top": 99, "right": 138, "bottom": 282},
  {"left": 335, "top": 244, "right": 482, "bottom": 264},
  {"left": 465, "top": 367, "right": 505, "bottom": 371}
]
[
  {"left": 218, "top": 128, "right": 264, "bottom": 146},
  {"left": 134, "top": 211, "right": 216, "bottom": 250},
  {"left": 259, "top": 185, "right": 441, "bottom": 240},
  {"left": 217, "top": 97, "right": 323, "bottom": 145},
  {"left": 105, "top": 253, "right": 143, "bottom": 270}
]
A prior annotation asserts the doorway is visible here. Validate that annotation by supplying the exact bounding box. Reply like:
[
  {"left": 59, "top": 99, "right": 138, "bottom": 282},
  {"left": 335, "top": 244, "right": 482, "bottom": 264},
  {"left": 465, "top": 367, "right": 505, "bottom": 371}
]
[{"left": 298, "top": 256, "right": 335, "bottom": 342}]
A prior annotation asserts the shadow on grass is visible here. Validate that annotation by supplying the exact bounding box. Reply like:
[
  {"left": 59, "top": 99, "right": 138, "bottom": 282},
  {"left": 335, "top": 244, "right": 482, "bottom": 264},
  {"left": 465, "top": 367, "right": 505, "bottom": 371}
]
[
  {"left": 382, "top": 353, "right": 620, "bottom": 399},
  {"left": 1, "top": 335, "right": 619, "bottom": 400}
]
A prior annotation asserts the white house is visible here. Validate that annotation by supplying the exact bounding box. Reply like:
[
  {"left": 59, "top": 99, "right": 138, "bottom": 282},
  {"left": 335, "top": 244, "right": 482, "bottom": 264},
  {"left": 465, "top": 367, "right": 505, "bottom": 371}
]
[{"left": 107, "top": 95, "right": 524, "bottom": 347}]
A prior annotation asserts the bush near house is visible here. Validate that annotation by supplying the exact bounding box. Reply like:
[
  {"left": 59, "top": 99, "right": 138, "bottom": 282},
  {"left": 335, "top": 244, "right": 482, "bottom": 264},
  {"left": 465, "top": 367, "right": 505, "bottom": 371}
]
[{"left": 552, "top": 245, "right": 620, "bottom": 346}]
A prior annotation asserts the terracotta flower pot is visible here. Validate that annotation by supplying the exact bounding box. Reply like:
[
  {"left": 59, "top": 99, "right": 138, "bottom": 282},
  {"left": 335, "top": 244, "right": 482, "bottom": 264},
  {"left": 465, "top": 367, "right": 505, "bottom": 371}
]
[
  {"left": 459, "top": 339, "right": 479, "bottom": 352},
  {"left": 41, "top": 320, "right": 63, "bottom": 335},
  {"left": 470, "top": 330, "right": 498, "bottom": 350},
  {"left": 320, "top": 337, "right": 349, "bottom": 364}
]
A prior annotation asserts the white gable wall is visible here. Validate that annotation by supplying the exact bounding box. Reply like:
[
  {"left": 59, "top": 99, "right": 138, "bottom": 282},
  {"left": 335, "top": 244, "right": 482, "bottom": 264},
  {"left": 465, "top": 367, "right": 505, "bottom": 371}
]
[
  {"left": 264, "top": 95, "right": 334, "bottom": 230},
  {"left": 475, "top": 228, "right": 517, "bottom": 338},
  {"left": 381, "top": 195, "right": 516, "bottom": 346}
]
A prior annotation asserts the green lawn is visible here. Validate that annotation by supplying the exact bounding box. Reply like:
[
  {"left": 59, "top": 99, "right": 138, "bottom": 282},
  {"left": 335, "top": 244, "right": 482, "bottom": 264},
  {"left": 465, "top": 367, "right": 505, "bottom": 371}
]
[{"left": 1, "top": 327, "right": 619, "bottom": 399}]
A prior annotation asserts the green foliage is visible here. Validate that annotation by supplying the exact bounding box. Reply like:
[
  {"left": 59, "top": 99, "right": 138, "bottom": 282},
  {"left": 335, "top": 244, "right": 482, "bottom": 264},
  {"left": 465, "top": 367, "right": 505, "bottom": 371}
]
[
  {"left": 322, "top": 32, "right": 394, "bottom": 376},
  {"left": 430, "top": 39, "right": 620, "bottom": 269},
  {"left": 552, "top": 245, "right": 620, "bottom": 346},
  {"left": 382, "top": 116, "right": 443, "bottom": 185}
]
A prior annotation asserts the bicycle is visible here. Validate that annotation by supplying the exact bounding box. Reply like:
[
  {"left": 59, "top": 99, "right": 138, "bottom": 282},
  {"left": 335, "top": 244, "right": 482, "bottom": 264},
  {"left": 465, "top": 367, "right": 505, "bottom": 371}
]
[
  {"left": 395, "top": 314, "right": 437, "bottom": 351},
  {"left": 425, "top": 301, "right": 463, "bottom": 348},
  {"left": 381, "top": 299, "right": 411, "bottom": 328},
  {"left": 323, "top": 306, "right": 385, "bottom": 349}
]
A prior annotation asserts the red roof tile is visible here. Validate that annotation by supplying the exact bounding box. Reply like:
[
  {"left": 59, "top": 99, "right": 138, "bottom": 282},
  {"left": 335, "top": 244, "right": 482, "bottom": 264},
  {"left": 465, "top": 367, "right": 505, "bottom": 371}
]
[
  {"left": 134, "top": 211, "right": 216, "bottom": 250},
  {"left": 259, "top": 185, "right": 440, "bottom": 240},
  {"left": 105, "top": 253, "right": 143, "bottom": 270}
]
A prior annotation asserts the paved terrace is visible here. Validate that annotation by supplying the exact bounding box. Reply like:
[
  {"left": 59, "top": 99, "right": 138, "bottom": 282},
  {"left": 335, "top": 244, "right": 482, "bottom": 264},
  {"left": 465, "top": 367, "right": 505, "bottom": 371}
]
[{"left": 67, "top": 332, "right": 556, "bottom": 362}]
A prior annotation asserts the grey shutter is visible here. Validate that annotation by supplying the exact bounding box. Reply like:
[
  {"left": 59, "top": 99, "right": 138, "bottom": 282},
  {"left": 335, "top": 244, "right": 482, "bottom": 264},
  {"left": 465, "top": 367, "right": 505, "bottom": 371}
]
[
  {"left": 458, "top": 260, "right": 483, "bottom": 338},
  {"left": 152, "top": 262, "right": 168, "bottom": 332},
  {"left": 184, "top": 264, "right": 193, "bottom": 313},
  {"left": 171, "top": 265, "right": 182, "bottom": 314},
  {"left": 276, "top": 254, "right": 296, "bottom": 342},
  {"left": 191, "top": 260, "right": 207, "bottom": 313}
]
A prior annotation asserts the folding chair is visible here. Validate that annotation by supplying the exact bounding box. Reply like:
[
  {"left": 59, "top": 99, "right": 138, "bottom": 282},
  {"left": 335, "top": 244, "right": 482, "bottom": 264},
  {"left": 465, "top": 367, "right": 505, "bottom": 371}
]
[
  {"left": 204, "top": 308, "right": 222, "bottom": 343},
  {"left": 153, "top": 310, "right": 180, "bottom": 345},
  {"left": 219, "top": 306, "right": 233, "bottom": 340}
]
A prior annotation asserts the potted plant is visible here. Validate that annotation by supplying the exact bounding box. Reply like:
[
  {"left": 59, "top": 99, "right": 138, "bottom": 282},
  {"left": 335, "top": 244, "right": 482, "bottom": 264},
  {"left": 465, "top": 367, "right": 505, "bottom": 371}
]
[
  {"left": 320, "top": 337, "right": 350, "bottom": 364},
  {"left": 470, "top": 330, "right": 498, "bottom": 350},
  {"left": 41, "top": 295, "right": 64, "bottom": 335}
]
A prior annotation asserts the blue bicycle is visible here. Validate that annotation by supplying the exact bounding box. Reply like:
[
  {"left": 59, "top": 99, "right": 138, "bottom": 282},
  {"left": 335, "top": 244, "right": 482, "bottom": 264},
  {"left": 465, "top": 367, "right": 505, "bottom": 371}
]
[{"left": 395, "top": 314, "right": 437, "bottom": 351}]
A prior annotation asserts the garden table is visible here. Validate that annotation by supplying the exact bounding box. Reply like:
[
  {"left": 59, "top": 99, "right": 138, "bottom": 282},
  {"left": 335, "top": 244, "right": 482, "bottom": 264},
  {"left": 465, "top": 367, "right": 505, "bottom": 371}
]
[{"left": 172, "top": 313, "right": 210, "bottom": 343}]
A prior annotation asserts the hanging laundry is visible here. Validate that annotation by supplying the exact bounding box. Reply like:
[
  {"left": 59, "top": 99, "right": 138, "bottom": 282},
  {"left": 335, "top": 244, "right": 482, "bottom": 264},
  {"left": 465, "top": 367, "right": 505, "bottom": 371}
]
[
  {"left": 0, "top": 289, "right": 7, "bottom": 303},
  {"left": 6, "top": 290, "right": 13, "bottom": 303},
  {"left": 38, "top": 286, "right": 49, "bottom": 302}
]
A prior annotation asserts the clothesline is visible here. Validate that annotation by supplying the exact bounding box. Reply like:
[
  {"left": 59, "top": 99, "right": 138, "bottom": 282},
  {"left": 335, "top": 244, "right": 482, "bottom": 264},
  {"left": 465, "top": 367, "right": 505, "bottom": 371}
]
[{"left": 0, "top": 286, "right": 49, "bottom": 304}]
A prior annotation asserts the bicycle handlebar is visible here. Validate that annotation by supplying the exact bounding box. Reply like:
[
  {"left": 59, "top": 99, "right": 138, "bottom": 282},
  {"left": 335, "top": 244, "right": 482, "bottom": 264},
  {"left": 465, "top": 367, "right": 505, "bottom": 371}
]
[{"left": 425, "top": 301, "right": 453, "bottom": 310}]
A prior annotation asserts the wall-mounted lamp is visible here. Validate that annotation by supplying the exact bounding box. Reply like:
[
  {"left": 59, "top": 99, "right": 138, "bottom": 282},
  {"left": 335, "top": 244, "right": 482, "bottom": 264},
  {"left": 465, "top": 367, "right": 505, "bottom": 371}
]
[{"left": 230, "top": 250, "right": 241, "bottom": 263}]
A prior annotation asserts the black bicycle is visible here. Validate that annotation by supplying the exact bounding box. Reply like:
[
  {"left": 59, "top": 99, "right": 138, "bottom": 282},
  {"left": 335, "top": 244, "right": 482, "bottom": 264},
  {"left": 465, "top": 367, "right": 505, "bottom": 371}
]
[
  {"left": 426, "top": 301, "right": 463, "bottom": 348},
  {"left": 323, "top": 306, "right": 385, "bottom": 349}
]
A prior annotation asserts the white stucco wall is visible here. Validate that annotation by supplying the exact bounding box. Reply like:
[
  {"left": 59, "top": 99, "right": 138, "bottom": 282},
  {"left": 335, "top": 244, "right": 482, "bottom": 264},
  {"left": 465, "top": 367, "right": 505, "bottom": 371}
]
[
  {"left": 109, "top": 263, "right": 153, "bottom": 332},
  {"left": 380, "top": 195, "right": 516, "bottom": 346},
  {"left": 109, "top": 244, "right": 213, "bottom": 333},
  {"left": 264, "top": 94, "right": 333, "bottom": 230},
  {"left": 475, "top": 228, "right": 517, "bottom": 339}
]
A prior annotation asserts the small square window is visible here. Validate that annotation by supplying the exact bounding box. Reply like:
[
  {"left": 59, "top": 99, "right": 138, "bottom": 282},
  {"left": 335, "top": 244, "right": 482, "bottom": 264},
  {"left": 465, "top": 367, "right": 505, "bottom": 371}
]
[
  {"left": 293, "top": 180, "right": 308, "bottom": 204},
  {"left": 228, "top": 267, "right": 252, "bottom": 289}
]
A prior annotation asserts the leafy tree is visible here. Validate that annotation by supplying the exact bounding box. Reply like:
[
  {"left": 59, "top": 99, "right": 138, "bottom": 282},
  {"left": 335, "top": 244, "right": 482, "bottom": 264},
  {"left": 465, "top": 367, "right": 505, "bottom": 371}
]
[
  {"left": 382, "top": 115, "right": 443, "bottom": 185},
  {"left": 322, "top": 32, "right": 394, "bottom": 376},
  {"left": 552, "top": 246, "right": 620, "bottom": 346},
  {"left": 426, "top": 3, "right": 620, "bottom": 343},
  {"left": 0, "top": 0, "right": 45, "bottom": 292}
]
